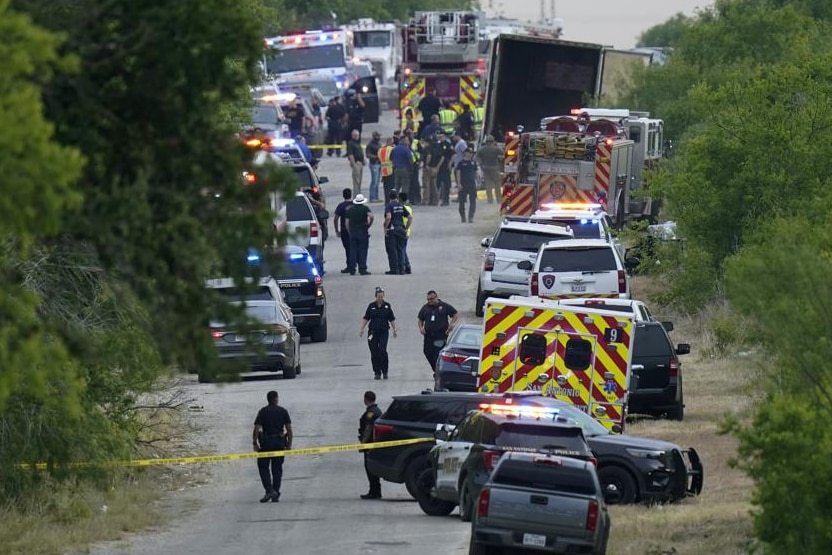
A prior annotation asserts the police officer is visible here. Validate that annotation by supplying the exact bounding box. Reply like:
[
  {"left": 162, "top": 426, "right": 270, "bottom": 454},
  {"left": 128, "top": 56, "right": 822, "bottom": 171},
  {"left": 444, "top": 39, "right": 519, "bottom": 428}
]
[
  {"left": 359, "top": 287, "right": 398, "bottom": 379},
  {"left": 252, "top": 390, "right": 293, "bottom": 503},
  {"left": 417, "top": 290, "right": 459, "bottom": 376},
  {"left": 358, "top": 390, "right": 383, "bottom": 499}
]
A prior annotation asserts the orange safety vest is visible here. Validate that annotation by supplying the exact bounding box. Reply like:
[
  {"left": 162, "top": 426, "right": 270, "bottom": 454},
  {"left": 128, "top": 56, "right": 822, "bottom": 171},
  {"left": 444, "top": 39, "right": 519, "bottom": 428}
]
[{"left": 379, "top": 145, "right": 394, "bottom": 177}]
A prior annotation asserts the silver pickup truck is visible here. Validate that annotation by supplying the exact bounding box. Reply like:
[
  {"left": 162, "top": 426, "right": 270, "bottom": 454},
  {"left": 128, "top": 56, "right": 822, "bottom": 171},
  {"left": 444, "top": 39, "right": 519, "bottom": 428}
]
[{"left": 469, "top": 451, "right": 610, "bottom": 555}]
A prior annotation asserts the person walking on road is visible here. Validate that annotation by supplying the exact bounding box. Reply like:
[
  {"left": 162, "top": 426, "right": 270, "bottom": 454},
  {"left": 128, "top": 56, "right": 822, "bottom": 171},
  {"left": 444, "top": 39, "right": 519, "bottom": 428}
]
[
  {"left": 399, "top": 191, "right": 413, "bottom": 274},
  {"left": 253, "top": 390, "right": 293, "bottom": 503},
  {"left": 417, "top": 291, "right": 459, "bottom": 376},
  {"left": 359, "top": 287, "right": 398, "bottom": 379},
  {"left": 391, "top": 136, "right": 413, "bottom": 196},
  {"left": 455, "top": 147, "right": 478, "bottom": 223},
  {"left": 347, "top": 129, "right": 365, "bottom": 196},
  {"left": 365, "top": 131, "right": 382, "bottom": 202},
  {"left": 334, "top": 188, "right": 354, "bottom": 273},
  {"left": 379, "top": 137, "right": 395, "bottom": 200},
  {"left": 345, "top": 194, "right": 374, "bottom": 275},
  {"left": 476, "top": 134, "right": 503, "bottom": 203},
  {"left": 436, "top": 131, "right": 454, "bottom": 206},
  {"left": 358, "top": 390, "right": 383, "bottom": 499}
]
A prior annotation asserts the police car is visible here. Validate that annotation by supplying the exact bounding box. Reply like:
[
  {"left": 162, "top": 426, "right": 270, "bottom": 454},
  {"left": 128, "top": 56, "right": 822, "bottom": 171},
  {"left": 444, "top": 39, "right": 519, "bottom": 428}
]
[{"left": 515, "top": 203, "right": 624, "bottom": 259}]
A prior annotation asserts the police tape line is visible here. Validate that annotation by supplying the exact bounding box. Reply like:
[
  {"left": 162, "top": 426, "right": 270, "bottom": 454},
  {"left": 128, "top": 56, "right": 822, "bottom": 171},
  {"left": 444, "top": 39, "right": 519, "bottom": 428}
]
[
  {"left": 307, "top": 144, "right": 352, "bottom": 149},
  {"left": 18, "top": 438, "right": 433, "bottom": 471}
]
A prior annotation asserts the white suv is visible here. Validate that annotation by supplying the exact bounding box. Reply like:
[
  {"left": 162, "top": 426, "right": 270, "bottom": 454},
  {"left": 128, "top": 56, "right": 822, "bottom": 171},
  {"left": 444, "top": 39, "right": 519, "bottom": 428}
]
[
  {"left": 477, "top": 221, "right": 573, "bottom": 316},
  {"left": 526, "top": 239, "right": 635, "bottom": 300}
]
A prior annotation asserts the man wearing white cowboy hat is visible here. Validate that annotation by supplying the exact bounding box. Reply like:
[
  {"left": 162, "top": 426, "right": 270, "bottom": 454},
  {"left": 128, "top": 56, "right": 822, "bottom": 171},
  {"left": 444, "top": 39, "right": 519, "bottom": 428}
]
[{"left": 344, "top": 194, "right": 374, "bottom": 275}]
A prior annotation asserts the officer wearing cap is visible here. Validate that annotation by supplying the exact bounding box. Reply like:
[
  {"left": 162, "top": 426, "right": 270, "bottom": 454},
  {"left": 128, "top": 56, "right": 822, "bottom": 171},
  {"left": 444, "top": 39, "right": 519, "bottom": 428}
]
[
  {"left": 358, "top": 390, "right": 383, "bottom": 499},
  {"left": 359, "top": 287, "right": 397, "bottom": 379}
]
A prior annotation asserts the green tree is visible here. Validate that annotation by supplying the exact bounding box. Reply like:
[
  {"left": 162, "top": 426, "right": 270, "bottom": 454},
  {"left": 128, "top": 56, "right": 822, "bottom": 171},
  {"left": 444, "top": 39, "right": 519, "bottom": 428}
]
[{"left": 636, "top": 12, "right": 692, "bottom": 47}]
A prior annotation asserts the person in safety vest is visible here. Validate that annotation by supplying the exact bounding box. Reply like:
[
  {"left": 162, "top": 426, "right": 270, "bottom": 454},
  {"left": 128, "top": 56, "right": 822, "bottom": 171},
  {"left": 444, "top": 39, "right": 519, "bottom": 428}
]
[
  {"left": 378, "top": 137, "right": 395, "bottom": 200},
  {"left": 472, "top": 101, "right": 485, "bottom": 142},
  {"left": 439, "top": 101, "right": 457, "bottom": 135}
]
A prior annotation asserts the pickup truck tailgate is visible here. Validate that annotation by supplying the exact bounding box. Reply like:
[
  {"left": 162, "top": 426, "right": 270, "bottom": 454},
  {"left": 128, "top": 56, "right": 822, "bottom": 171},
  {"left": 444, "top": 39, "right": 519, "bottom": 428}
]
[{"left": 488, "top": 487, "right": 591, "bottom": 531}]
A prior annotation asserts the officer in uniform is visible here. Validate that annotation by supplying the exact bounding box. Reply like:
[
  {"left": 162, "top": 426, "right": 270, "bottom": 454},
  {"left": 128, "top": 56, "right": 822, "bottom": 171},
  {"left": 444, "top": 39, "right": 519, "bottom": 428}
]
[
  {"left": 252, "top": 390, "right": 293, "bottom": 502},
  {"left": 359, "top": 287, "right": 398, "bottom": 379},
  {"left": 417, "top": 290, "right": 459, "bottom": 376},
  {"left": 358, "top": 390, "right": 383, "bottom": 499}
]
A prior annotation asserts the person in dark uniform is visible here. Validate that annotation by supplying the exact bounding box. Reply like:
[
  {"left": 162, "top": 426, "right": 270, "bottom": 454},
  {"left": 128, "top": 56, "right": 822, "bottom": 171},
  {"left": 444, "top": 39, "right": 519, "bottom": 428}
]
[
  {"left": 333, "top": 188, "right": 354, "bottom": 273},
  {"left": 359, "top": 287, "right": 398, "bottom": 379},
  {"left": 454, "top": 147, "right": 478, "bottom": 223},
  {"left": 252, "top": 390, "right": 293, "bottom": 502},
  {"left": 417, "top": 290, "right": 459, "bottom": 376},
  {"left": 358, "top": 390, "right": 383, "bottom": 499}
]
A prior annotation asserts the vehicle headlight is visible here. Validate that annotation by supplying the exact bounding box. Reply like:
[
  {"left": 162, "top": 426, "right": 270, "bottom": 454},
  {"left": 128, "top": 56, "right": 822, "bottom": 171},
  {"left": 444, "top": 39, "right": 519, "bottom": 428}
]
[{"left": 626, "top": 448, "right": 670, "bottom": 467}]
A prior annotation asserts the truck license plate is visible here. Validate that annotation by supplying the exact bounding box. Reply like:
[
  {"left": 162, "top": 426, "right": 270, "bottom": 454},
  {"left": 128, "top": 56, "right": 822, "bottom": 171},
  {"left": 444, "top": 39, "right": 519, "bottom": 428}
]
[
  {"left": 571, "top": 284, "right": 587, "bottom": 293},
  {"left": 522, "top": 534, "right": 546, "bottom": 547}
]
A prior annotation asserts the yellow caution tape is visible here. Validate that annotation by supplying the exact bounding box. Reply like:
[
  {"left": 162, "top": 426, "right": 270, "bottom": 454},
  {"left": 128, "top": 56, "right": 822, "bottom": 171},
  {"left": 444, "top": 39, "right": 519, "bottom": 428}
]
[
  {"left": 18, "top": 438, "right": 433, "bottom": 471},
  {"left": 307, "top": 144, "right": 356, "bottom": 149}
]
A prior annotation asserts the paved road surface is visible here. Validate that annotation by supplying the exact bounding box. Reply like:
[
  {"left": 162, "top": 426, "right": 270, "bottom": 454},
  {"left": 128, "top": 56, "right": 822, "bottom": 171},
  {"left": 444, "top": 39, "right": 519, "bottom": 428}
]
[{"left": 89, "top": 111, "right": 502, "bottom": 555}]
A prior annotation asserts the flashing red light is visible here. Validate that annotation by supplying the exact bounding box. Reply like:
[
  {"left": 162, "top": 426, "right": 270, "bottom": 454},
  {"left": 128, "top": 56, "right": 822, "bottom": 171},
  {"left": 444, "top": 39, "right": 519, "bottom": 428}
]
[
  {"left": 403, "top": 67, "right": 412, "bottom": 76},
  {"left": 211, "top": 330, "right": 224, "bottom": 339},
  {"left": 244, "top": 172, "right": 257, "bottom": 184},
  {"left": 605, "top": 138, "right": 614, "bottom": 145}
]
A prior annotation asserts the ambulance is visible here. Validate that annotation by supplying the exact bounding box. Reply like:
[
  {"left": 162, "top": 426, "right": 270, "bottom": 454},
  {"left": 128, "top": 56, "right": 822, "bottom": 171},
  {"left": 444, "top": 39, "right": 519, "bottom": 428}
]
[{"left": 478, "top": 296, "right": 635, "bottom": 432}]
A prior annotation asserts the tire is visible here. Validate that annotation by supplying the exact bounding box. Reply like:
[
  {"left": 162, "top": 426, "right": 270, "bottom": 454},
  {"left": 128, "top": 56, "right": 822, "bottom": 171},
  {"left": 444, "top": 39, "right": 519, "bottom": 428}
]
[
  {"left": 668, "top": 380, "right": 684, "bottom": 421},
  {"left": 475, "top": 284, "right": 486, "bottom": 318},
  {"left": 404, "top": 456, "right": 429, "bottom": 499},
  {"left": 282, "top": 363, "right": 296, "bottom": 379},
  {"left": 458, "top": 478, "right": 474, "bottom": 522},
  {"left": 415, "top": 468, "right": 456, "bottom": 516},
  {"left": 598, "top": 466, "right": 637, "bottom": 505},
  {"left": 311, "top": 320, "right": 328, "bottom": 343},
  {"left": 295, "top": 361, "right": 302, "bottom": 376}
]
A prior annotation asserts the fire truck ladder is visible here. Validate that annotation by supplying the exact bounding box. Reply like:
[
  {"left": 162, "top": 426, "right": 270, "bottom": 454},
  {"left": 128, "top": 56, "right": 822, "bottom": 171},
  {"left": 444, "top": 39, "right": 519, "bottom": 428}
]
[{"left": 410, "top": 11, "right": 481, "bottom": 65}]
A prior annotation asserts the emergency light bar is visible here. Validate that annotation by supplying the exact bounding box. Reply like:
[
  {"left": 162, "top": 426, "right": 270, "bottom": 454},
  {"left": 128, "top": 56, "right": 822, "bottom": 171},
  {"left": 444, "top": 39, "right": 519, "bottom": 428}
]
[
  {"left": 265, "top": 31, "right": 343, "bottom": 48},
  {"left": 479, "top": 403, "right": 560, "bottom": 420},
  {"left": 539, "top": 203, "right": 603, "bottom": 212}
]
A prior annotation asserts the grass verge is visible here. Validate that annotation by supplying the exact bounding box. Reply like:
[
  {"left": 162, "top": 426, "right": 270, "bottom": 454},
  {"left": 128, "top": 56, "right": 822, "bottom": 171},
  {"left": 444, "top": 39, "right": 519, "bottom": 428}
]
[{"left": 607, "top": 276, "right": 758, "bottom": 555}]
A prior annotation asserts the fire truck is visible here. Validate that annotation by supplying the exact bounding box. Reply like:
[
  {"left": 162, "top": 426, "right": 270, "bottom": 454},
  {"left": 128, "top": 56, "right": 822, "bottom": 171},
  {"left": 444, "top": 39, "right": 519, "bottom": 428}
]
[
  {"left": 478, "top": 296, "right": 636, "bottom": 433},
  {"left": 501, "top": 107, "right": 665, "bottom": 225},
  {"left": 399, "top": 11, "right": 485, "bottom": 123}
]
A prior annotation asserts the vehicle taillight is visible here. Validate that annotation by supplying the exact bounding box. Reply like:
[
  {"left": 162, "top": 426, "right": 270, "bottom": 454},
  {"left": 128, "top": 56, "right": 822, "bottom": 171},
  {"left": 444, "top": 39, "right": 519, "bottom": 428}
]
[
  {"left": 310, "top": 221, "right": 319, "bottom": 238},
  {"left": 483, "top": 449, "right": 502, "bottom": 472},
  {"left": 483, "top": 252, "right": 495, "bottom": 272},
  {"left": 530, "top": 272, "right": 539, "bottom": 296},
  {"left": 477, "top": 487, "right": 491, "bottom": 517},
  {"left": 373, "top": 423, "right": 394, "bottom": 442},
  {"left": 617, "top": 270, "right": 626, "bottom": 294},
  {"left": 314, "top": 275, "right": 323, "bottom": 298},
  {"left": 669, "top": 357, "right": 679, "bottom": 377},
  {"left": 588, "top": 457, "right": 598, "bottom": 467},
  {"left": 584, "top": 299, "right": 606, "bottom": 306},
  {"left": 439, "top": 351, "right": 468, "bottom": 365},
  {"left": 586, "top": 500, "right": 599, "bottom": 531},
  {"left": 211, "top": 329, "right": 224, "bottom": 339}
]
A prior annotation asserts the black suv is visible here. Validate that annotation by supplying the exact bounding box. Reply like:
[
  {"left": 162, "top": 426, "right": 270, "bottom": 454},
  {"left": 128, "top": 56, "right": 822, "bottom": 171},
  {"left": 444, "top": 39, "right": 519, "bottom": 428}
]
[
  {"left": 418, "top": 407, "right": 594, "bottom": 520},
  {"left": 629, "top": 321, "right": 691, "bottom": 420},
  {"left": 261, "top": 245, "right": 327, "bottom": 342},
  {"left": 366, "top": 392, "right": 502, "bottom": 498}
]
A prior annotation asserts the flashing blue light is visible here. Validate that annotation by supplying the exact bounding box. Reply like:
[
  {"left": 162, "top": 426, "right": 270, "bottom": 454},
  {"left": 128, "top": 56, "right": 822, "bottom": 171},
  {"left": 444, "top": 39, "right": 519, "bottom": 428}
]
[
  {"left": 289, "top": 253, "right": 305, "bottom": 260},
  {"left": 247, "top": 248, "right": 261, "bottom": 264},
  {"left": 580, "top": 218, "right": 589, "bottom": 224},
  {"left": 320, "top": 34, "right": 328, "bottom": 41}
]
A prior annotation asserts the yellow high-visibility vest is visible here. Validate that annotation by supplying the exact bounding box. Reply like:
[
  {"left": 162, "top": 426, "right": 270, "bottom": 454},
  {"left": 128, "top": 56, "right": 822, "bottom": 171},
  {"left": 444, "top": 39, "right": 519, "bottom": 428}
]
[
  {"left": 473, "top": 106, "right": 485, "bottom": 125},
  {"left": 439, "top": 109, "right": 457, "bottom": 133}
]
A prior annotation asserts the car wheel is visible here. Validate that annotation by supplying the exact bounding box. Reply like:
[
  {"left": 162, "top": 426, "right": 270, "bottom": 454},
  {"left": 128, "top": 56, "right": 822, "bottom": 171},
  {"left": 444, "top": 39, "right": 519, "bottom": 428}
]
[
  {"left": 311, "top": 320, "right": 328, "bottom": 343},
  {"left": 458, "top": 478, "right": 474, "bottom": 522},
  {"left": 282, "top": 363, "right": 296, "bottom": 379},
  {"left": 668, "top": 393, "right": 684, "bottom": 421},
  {"left": 598, "top": 466, "right": 637, "bottom": 505},
  {"left": 415, "top": 468, "right": 456, "bottom": 516},
  {"left": 295, "top": 361, "right": 301, "bottom": 376},
  {"left": 404, "top": 456, "right": 429, "bottom": 499},
  {"left": 475, "top": 284, "right": 486, "bottom": 318}
]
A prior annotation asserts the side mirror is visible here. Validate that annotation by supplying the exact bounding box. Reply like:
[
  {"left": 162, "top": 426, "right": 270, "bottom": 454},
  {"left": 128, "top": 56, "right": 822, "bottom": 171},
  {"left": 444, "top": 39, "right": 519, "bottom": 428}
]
[
  {"left": 460, "top": 357, "right": 480, "bottom": 376},
  {"left": 611, "top": 423, "right": 622, "bottom": 434},
  {"left": 480, "top": 237, "right": 491, "bottom": 247},
  {"left": 517, "top": 260, "right": 533, "bottom": 271},
  {"left": 624, "top": 257, "right": 641, "bottom": 269},
  {"left": 434, "top": 427, "right": 450, "bottom": 441},
  {"left": 662, "top": 321, "right": 674, "bottom": 332},
  {"left": 318, "top": 176, "right": 329, "bottom": 184},
  {"left": 676, "top": 343, "right": 691, "bottom": 356}
]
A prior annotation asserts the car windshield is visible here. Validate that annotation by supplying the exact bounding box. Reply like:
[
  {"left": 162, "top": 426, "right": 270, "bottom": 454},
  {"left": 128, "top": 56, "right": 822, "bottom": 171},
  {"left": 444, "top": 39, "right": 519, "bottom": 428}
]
[
  {"left": 492, "top": 460, "right": 597, "bottom": 495},
  {"left": 495, "top": 424, "right": 587, "bottom": 456},
  {"left": 252, "top": 105, "right": 280, "bottom": 125},
  {"left": 539, "top": 247, "right": 617, "bottom": 272},
  {"left": 522, "top": 403, "right": 609, "bottom": 437},
  {"left": 492, "top": 229, "right": 571, "bottom": 253},
  {"left": 292, "top": 167, "right": 315, "bottom": 188},
  {"left": 536, "top": 219, "right": 601, "bottom": 239},
  {"left": 354, "top": 30, "right": 392, "bottom": 48},
  {"left": 265, "top": 44, "right": 346, "bottom": 73},
  {"left": 450, "top": 327, "right": 482, "bottom": 348},
  {"left": 286, "top": 197, "right": 314, "bottom": 221},
  {"left": 633, "top": 325, "right": 673, "bottom": 358},
  {"left": 277, "top": 255, "right": 316, "bottom": 279},
  {"left": 212, "top": 286, "right": 272, "bottom": 302}
]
